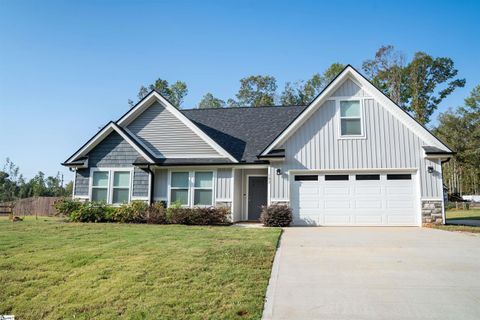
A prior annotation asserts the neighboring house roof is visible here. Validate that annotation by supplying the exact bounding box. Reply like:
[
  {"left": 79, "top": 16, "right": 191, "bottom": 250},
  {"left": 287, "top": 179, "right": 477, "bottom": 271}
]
[{"left": 181, "top": 106, "right": 306, "bottom": 162}]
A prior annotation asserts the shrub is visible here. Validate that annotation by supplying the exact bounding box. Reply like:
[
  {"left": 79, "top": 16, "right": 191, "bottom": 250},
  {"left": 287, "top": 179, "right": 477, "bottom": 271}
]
[
  {"left": 445, "top": 202, "right": 456, "bottom": 210},
  {"left": 260, "top": 204, "right": 292, "bottom": 227},
  {"left": 166, "top": 205, "right": 231, "bottom": 225},
  {"left": 146, "top": 202, "right": 167, "bottom": 224},
  {"left": 68, "top": 202, "right": 113, "bottom": 223},
  {"left": 112, "top": 201, "right": 149, "bottom": 223},
  {"left": 167, "top": 207, "right": 192, "bottom": 224},
  {"left": 54, "top": 198, "right": 83, "bottom": 216},
  {"left": 188, "top": 207, "right": 231, "bottom": 225}
]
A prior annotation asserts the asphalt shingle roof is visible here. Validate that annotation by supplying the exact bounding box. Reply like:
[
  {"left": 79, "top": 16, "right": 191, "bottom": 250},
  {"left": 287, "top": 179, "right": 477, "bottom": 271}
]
[{"left": 181, "top": 105, "right": 306, "bottom": 162}]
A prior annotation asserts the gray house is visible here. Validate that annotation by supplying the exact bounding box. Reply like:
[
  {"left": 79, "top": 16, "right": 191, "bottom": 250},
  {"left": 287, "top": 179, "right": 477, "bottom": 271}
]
[{"left": 63, "top": 66, "right": 453, "bottom": 226}]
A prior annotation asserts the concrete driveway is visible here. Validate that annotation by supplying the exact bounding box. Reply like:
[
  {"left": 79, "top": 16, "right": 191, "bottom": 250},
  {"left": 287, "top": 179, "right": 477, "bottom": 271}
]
[{"left": 263, "top": 227, "right": 480, "bottom": 320}]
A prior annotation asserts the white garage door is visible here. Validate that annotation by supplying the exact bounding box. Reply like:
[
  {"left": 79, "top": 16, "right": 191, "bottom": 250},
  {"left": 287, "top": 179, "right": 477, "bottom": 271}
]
[{"left": 291, "top": 172, "right": 419, "bottom": 226}]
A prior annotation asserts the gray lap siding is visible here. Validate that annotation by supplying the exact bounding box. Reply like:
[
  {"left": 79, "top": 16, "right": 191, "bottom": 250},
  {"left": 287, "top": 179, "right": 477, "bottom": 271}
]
[{"left": 73, "top": 131, "right": 149, "bottom": 199}]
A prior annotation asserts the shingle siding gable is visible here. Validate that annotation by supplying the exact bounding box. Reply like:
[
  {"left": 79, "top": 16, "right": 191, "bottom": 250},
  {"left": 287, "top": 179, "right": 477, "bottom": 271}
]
[{"left": 73, "top": 131, "right": 149, "bottom": 198}]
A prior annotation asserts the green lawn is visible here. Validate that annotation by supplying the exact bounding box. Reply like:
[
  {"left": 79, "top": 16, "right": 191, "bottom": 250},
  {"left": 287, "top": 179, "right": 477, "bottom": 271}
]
[
  {"left": 0, "top": 217, "right": 281, "bottom": 320},
  {"left": 446, "top": 208, "right": 480, "bottom": 220},
  {"left": 429, "top": 224, "right": 480, "bottom": 233}
]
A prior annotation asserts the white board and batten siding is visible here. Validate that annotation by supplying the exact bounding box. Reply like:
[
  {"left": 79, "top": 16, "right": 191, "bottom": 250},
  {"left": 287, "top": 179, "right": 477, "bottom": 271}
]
[
  {"left": 216, "top": 168, "right": 233, "bottom": 201},
  {"left": 127, "top": 102, "right": 223, "bottom": 158},
  {"left": 270, "top": 79, "right": 443, "bottom": 202}
]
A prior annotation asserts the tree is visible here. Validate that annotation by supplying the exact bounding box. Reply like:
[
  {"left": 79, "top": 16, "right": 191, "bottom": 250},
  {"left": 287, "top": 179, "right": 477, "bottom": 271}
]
[
  {"left": 280, "top": 63, "right": 345, "bottom": 106},
  {"left": 198, "top": 93, "right": 225, "bottom": 109},
  {"left": 231, "top": 75, "right": 277, "bottom": 107},
  {"left": 363, "top": 45, "right": 465, "bottom": 124},
  {"left": 403, "top": 52, "right": 465, "bottom": 124},
  {"left": 362, "top": 45, "right": 406, "bottom": 104},
  {"left": 435, "top": 85, "right": 480, "bottom": 195},
  {"left": 129, "top": 78, "right": 188, "bottom": 109}
]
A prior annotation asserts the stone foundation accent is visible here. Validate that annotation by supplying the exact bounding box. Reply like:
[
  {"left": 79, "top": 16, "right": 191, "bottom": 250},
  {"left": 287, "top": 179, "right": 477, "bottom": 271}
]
[{"left": 421, "top": 200, "right": 443, "bottom": 225}]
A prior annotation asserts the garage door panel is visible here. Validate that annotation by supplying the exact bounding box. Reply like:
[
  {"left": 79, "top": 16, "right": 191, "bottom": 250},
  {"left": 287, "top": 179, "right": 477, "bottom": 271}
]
[
  {"left": 324, "top": 186, "right": 350, "bottom": 195},
  {"left": 324, "top": 215, "right": 350, "bottom": 224},
  {"left": 354, "top": 215, "right": 383, "bottom": 224},
  {"left": 354, "top": 186, "right": 382, "bottom": 195},
  {"left": 291, "top": 172, "right": 419, "bottom": 226},
  {"left": 355, "top": 200, "right": 383, "bottom": 209},
  {"left": 387, "top": 200, "right": 414, "bottom": 209},
  {"left": 324, "top": 200, "right": 351, "bottom": 209},
  {"left": 386, "top": 186, "right": 413, "bottom": 195},
  {"left": 387, "top": 215, "right": 417, "bottom": 225}
]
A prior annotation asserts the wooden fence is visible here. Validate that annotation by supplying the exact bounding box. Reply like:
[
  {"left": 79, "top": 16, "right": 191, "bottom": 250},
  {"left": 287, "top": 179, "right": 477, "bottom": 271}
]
[{"left": 0, "top": 197, "right": 62, "bottom": 216}]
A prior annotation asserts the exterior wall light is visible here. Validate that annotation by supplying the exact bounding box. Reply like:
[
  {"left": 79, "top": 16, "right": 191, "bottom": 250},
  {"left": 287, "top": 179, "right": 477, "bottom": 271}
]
[
  {"left": 276, "top": 168, "right": 282, "bottom": 175},
  {"left": 427, "top": 166, "right": 434, "bottom": 173}
]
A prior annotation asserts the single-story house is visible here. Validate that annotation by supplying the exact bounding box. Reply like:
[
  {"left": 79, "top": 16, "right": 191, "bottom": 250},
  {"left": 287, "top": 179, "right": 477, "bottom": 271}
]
[{"left": 62, "top": 65, "right": 453, "bottom": 226}]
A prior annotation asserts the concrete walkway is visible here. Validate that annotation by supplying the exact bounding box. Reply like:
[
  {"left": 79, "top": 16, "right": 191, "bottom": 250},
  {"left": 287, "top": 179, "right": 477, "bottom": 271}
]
[{"left": 263, "top": 227, "right": 480, "bottom": 320}]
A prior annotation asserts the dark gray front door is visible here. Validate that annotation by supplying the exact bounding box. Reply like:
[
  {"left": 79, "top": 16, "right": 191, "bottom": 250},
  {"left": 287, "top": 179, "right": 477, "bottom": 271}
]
[{"left": 248, "top": 176, "right": 268, "bottom": 221}]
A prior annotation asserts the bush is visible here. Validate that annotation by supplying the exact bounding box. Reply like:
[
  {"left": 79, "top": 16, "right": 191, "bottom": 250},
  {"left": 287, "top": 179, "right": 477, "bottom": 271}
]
[
  {"left": 189, "top": 207, "right": 231, "bottom": 225},
  {"left": 146, "top": 202, "right": 167, "bottom": 224},
  {"left": 59, "top": 199, "right": 230, "bottom": 226},
  {"left": 112, "top": 201, "right": 149, "bottom": 223},
  {"left": 54, "top": 198, "right": 83, "bottom": 216},
  {"left": 260, "top": 204, "right": 292, "bottom": 227},
  {"left": 167, "top": 205, "right": 231, "bottom": 225},
  {"left": 68, "top": 202, "right": 114, "bottom": 223},
  {"left": 167, "top": 206, "right": 192, "bottom": 224},
  {"left": 445, "top": 202, "right": 456, "bottom": 210}
]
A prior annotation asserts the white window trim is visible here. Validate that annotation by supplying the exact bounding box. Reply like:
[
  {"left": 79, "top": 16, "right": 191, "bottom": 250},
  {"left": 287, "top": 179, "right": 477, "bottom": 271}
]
[
  {"left": 192, "top": 171, "right": 215, "bottom": 207},
  {"left": 89, "top": 168, "right": 133, "bottom": 205},
  {"left": 336, "top": 98, "right": 366, "bottom": 139},
  {"left": 167, "top": 169, "right": 216, "bottom": 208},
  {"left": 169, "top": 170, "right": 191, "bottom": 207}
]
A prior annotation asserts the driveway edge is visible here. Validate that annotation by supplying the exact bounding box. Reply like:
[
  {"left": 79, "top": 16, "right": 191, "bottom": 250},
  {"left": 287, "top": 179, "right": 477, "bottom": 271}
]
[{"left": 262, "top": 230, "right": 283, "bottom": 320}]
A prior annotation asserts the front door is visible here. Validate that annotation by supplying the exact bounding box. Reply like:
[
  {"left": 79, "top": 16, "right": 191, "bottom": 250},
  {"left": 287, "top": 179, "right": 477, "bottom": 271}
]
[{"left": 248, "top": 176, "right": 268, "bottom": 220}]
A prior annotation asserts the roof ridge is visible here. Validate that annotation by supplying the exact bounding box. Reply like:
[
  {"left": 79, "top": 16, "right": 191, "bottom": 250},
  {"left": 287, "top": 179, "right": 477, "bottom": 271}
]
[{"left": 181, "top": 105, "right": 305, "bottom": 111}]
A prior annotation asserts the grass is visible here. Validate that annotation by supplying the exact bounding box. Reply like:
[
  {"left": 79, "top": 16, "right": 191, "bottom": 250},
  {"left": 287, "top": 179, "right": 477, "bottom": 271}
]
[
  {"left": 429, "top": 224, "right": 480, "bottom": 233},
  {"left": 446, "top": 208, "right": 480, "bottom": 220},
  {"left": 0, "top": 217, "right": 281, "bottom": 320}
]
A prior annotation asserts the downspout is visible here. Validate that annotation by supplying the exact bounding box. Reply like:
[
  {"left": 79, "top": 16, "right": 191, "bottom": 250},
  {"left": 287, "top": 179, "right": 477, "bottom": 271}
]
[{"left": 146, "top": 165, "right": 155, "bottom": 205}]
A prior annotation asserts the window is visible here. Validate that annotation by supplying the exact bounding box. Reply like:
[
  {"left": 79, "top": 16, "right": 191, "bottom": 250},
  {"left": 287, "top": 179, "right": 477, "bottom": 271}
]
[
  {"left": 112, "top": 171, "right": 130, "bottom": 204},
  {"left": 194, "top": 172, "right": 213, "bottom": 206},
  {"left": 91, "top": 169, "right": 131, "bottom": 204},
  {"left": 169, "top": 171, "right": 214, "bottom": 207},
  {"left": 171, "top": 172, "right": 189, "bottom": 205},
  {"left": 387, "top": 174, "right": 412, "bottom": 180},
  {"left": 294, "top": 175, "right": 318, "bottom": 181},
  {"left": 325, "top": 175, "right": 349, "bottom": 181},
  {"left": 92, "top": 171, "right": 109, "bottom": 202},
  {"left": 356, "top": 174, "right": 380, "bottom": 181},
  {"left": 340, "top": 100, "right": 362, "bottom": 136}
]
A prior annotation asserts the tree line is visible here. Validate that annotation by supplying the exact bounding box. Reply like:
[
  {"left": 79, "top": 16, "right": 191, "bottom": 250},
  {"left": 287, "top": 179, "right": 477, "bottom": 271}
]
[{"left": 0, "top": 158, "right": 72, "bottom": 203}]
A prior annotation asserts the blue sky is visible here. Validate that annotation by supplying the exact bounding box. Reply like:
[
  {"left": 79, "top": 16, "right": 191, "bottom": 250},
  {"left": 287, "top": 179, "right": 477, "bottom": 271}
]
[{"left": 0, "top": 0, "right": 479, "bottom": 182}]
